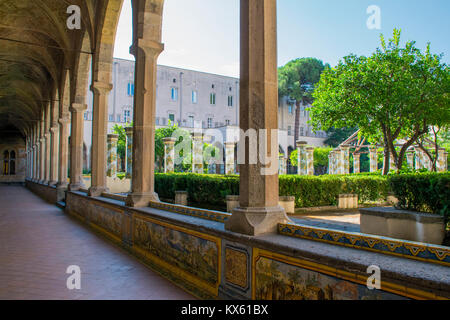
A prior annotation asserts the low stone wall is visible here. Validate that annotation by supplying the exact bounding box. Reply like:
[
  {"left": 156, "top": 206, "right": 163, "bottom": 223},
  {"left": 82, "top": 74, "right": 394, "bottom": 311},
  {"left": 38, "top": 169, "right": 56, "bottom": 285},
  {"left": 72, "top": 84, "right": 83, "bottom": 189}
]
[
  {"left": 26, "top": 180, "right": 58, "bottom": 204},
  {"left": 63, "top": 190, "right": 450, "bottom": 300},
  {"left": 360, "top": 207, "right": 445, "bottom": 245}
]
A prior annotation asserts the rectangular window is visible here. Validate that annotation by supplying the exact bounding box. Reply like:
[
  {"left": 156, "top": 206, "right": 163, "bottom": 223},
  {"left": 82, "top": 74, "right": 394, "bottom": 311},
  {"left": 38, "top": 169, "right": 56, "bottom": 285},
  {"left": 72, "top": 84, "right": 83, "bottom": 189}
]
[
  {"left": 169, "top": 114, "right": 175, "bottom": 124},
  {"left": 300, "top": 127, "right": 304, "bottom": 136},
  {"left": 210, "top": 93, "right": 216, "bottom": 105},
  {"left": 225, "top": 119, "right": 231, "bottom": 126},
  {"left": 192, "top": 91, "right": 198, "bottom": 104},
  {"left": 207, "top": 118, "right": 213, "bottom": 128},
  {"left": 171, "top": 88, "right": 178, "bottom": 101},
  {"left": 289, "top": 105, "right": 293, "bottom": 114},
  {"left": 127, "top": 82, "right": 134, "bottom": 96},
  {"left": 156, "top": 117, "right": 160, "bottom": 125},
  {"left": 188, "top": 116, "right": 194, "bottom": 128},
  {"left": 123, "top": 110, "right": 131, "bottom": 123},
  {"left": 84, "top": 112, "right": 88, "bottom": 120},
  {"left": 117, "top": 115, "right": 121, "bottom": 123},
  {"left": 288, "top": 126, "right": 292, "bottom": 136},
  {"left": 109, "top": 114, "right": 114, "bottom": 122},
  {"left": 228, "top": 96, "right": 233, "bottom": 107}
]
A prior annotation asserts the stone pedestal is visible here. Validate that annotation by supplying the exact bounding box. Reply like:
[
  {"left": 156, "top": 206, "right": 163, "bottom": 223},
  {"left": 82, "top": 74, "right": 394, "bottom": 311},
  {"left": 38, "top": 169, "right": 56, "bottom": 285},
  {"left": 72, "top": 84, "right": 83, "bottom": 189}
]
[
  {"left": 175, "top": 191, "right": 188, "bottom": 206},
  {"left": 279, "top": 196, "right": 295, "bottom": 214},
  {"left": 369, "top": 147, "right": 378, "bottom": 173},
  {"left": 125, "top": 127, "right": 133, "bottom": 179},
  {"left": 306, "top": 147, "right": 314, "bottom": 176},
  {"left": 353, "top": 153, "right": 360, "bottom": 174},
  {"left": 163, "top": 137, "right": 176, "bottom": 173},
  {"left": 106, "top": 134, "right": 118, "bottom": 178},
  {"left": 296, "top": 141, "right": 307, "bottom": 175},
  {"left": 225, "top": 142, "right": 235, "bottom": 175},
  {"left": 224, "top": 0, "right": 290, "bottom": 236},
  {"left": 192, "top": 134, "right": 203, "bottom": 174},
  {"left": 338, "top": 194, "right": 358, "bottom": 209},
  {"left": 226, "top": 195, "right": 240, "bottom": 213}
]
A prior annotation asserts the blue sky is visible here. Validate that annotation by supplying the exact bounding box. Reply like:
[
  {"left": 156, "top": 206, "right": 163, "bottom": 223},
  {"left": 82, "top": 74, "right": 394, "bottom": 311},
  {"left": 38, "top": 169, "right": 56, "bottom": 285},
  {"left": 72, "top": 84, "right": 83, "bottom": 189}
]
[{"left": 114, "top": 0, "right": 450, "bottom": 77}]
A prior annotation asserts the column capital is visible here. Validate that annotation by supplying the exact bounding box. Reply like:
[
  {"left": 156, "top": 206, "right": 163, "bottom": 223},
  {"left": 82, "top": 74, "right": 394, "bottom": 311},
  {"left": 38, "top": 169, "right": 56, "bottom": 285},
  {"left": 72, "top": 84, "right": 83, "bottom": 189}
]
[
  {"left": 91, "top": 81, "right": 113, "bottom": 95},
  {"left": 58, "top": 117, "right": 71, "bottom": 126},
  {"left": 50, "top": 126, "right": 58, "bottom": 134},
  {"left": 163, "top": 137, "right": 176, "bottom": 145},
  {"left": 225, "top": 141, "right": 236, "bottom": 148},
  {"left": 70, "top": 103, "right": 87, "bottom": 113},
  {"left": 130, "top": 39, "right": 164, "bottom": 57}
]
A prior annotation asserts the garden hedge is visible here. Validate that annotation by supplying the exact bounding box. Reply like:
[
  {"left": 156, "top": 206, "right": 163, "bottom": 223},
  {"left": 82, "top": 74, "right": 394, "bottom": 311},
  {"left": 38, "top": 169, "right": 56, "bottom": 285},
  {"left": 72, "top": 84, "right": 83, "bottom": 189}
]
[
  {"left": 155, "top": 173, "right": 390, "bottom": 209},
  {"left": 388, "top": 172, "right": 449, "bottom": 220}
]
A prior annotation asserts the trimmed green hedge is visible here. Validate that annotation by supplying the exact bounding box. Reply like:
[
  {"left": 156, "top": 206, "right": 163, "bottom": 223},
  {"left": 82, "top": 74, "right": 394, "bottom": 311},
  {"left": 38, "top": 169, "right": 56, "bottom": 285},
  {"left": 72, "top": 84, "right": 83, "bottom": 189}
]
[
  {"left": 388, "top": 172, "right": 450, "bottom": 219},
  {"left": 155, "top": 173, "right": 390, "bottom": 209}
]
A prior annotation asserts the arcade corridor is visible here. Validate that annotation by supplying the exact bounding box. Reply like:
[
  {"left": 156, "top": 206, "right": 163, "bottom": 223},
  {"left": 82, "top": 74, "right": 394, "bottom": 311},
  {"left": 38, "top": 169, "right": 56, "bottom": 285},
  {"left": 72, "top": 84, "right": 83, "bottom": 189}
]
[{"left": 0, "top": 185, "right": 193, "bottom": 300}]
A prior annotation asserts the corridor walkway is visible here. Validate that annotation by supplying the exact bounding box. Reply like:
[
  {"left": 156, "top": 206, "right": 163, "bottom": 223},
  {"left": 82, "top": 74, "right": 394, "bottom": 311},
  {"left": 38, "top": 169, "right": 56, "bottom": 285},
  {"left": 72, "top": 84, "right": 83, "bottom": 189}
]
[{"left": 0, "top": 185, "right": 193, "bottom": 300}]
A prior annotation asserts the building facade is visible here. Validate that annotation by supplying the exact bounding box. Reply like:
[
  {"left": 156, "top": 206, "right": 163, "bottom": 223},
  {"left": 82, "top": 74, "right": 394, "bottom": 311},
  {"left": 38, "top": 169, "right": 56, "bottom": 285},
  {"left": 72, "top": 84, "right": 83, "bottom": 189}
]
[{"left": 82, "top": 58, "right": 327, "bottom": 169}]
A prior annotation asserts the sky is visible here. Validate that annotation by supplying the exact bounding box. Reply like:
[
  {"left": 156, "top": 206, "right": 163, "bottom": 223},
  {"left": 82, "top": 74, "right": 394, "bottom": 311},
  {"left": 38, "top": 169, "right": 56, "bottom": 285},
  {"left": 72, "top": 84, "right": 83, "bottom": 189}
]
[{"left": 113, "top": 0, "right": 450, "bottom": 78}]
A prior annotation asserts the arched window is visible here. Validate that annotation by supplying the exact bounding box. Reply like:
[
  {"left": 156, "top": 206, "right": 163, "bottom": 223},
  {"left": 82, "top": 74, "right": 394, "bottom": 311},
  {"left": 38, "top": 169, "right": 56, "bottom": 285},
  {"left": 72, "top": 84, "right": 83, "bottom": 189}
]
[{"left": 2, "top": 150, "right": 9, "bottom": 175}]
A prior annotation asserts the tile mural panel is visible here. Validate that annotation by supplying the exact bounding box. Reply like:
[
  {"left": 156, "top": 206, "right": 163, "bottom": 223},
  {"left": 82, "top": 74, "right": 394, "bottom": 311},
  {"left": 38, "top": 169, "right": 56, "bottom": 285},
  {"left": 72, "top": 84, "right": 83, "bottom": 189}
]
[
  {"left": 254, "top": 255, "right": 408, "bottom": 300},
  {"left": 134, "top": 217, "right": 219, "bottom": 285}
]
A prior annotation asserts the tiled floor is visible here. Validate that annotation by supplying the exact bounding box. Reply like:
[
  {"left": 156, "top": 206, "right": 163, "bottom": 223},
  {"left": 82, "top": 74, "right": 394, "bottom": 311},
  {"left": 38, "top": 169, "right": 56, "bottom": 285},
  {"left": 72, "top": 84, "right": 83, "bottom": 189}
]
[{"left": 0, "top": 185, "right": 193, "bottom": 300}]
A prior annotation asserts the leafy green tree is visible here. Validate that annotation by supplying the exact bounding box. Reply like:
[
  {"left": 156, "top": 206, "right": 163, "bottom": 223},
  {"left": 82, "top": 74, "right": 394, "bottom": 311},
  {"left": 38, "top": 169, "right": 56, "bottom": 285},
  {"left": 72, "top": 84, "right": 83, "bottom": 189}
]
[
  {"left": 278, "top": 58, "right": 329, "bottom": 142},
  {"left": 324, "top": 127, "right": 358, "bottom": 148},
  {"left": 311, "top": 29, "right": 450, "bottom": 174}
]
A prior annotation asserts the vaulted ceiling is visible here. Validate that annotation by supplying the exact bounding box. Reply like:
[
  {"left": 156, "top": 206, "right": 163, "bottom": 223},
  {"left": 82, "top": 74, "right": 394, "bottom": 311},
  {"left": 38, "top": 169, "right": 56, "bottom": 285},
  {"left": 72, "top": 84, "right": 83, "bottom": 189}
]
[{"left": 0, "top": 0, "right": 101, "bottom": 137}]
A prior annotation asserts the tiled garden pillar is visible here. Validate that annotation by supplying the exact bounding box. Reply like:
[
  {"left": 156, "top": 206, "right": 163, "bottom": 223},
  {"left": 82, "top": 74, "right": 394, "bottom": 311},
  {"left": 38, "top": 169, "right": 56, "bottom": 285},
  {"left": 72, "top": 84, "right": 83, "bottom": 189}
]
[
  {"left": 89, "top": 81, "right": 113, "bottom": 197},
  {"left": 369, "top": 147, "right": 378, "bottom": 173},
  {"left": 192, "top": 134, "right": 204, "bottom": 174},
  {"left": 224, "top": 0, "right": 289, "bottom": 236},
  {"left": 296, "top": 141, "right": 307, "bottom": 175},
  {"left": 125, "top": 127, "right": 133, "bottom": 179},
  {"left": 335, "top": 149, "right": 342, "bottom": 174},
  {"left": 306, "top": 147, "right": 314, "bottom": 176},
  {"left": 225, "top": 142, "right": 235, "bottom": 175},
  {"left": 278, "top": 154, "right": 286, "bottom": 175},
  {"left": 68, "top": 103, "right": 87, "bottom": 191},
  {"left": 48, "top": 125, "right": 59, "bottom": 186},
  {"left": 406, "top": 151, "right": 415, "bottom": 169},
  {"left": 328, "top": 152, "right": 334, "bottom": 174},
  {"left": 163, "top": 137, "right": 176, "bottom": 173},
  {"left": 126, "top": 40, "right": 163, "bottom": 207},
  {"left": 353, "top": 153, "right": 360, "bottom": 174},
  {"left": 443, "top": 152, "right": 448, "bottom": 172},
  {"left": 341, "top": 145, "right": 350, "bottom": 175},
  {"left": 107, "top": 134, "right": 118, "bottom": 178}
]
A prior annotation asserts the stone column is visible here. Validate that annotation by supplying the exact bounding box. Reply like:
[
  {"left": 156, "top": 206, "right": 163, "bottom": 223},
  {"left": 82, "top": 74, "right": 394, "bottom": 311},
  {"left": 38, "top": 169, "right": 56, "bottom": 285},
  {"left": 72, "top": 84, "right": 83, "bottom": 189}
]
[
  {"left": 353, "top": 153, "right": 360, "bottom": 174},
  {"left": 39, "top": 132, "right": 45, "bottom": 183},
  {"left": 68, "top": 103, "right": 87, "bottom": 191},
  {"left": 225, "top": 0, "right": 289, "bottom": 236},
  {"left": 126, "top": 40, "right": 164, "bottom": 207},
  {"left": 192, "top": 134, "right": 204, "bottom": 174},
  {"left": 89, "top": 81, "right": 113, "bottom": 196},
  {"left": 341, "top": 145, "right": 350, "bottom": 175},
  {"left": 57, "top": 116, "right": 70, "bottom": 189},
  {"left": 48, "top": 125, "right": 59, "bottom": 186},
  {"left": 106, "top": 134, "right": 118, "bottom": 178},
  {"left": 163, "top": 137, "right": 176, "bottom": 173},
  {"left": 369, "top": 147, "right": 378, "bottom": 173},
  {"left": 406, "top": 151, "right": 415, "bottom": 169},
  {"left": 44, "top": 132, "right": 51, "bottom": 184},
  {"left": 125, "top": 127, "right": 133, "bottom": 179},
  {"left": 306, "top": 147, "right": 314, "bottom": 176},
  {"left": 296, "top": 141, "right": 307, "bottom": 175},
  {"left": 225, "top": 142, "right": 235, "bottom": 175}
]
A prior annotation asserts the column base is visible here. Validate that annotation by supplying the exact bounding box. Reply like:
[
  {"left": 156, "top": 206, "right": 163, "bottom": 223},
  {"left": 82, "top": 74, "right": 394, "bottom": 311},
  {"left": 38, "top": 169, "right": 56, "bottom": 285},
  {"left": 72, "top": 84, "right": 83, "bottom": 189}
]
[
  {"left": 225, "top": 205, "right": 291, "bottom": 236},
  {"left": 88, "top": 186, "right": 110, "bottom": 197},
  {"left": 126, "top": 192, "right": 159, "bottom": 208},
  {"left": 68, "top": 183, "right": 85, "bottom": 192},
  {"left": 56, "top": 183, "right": 68, "bottom": 202}
]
